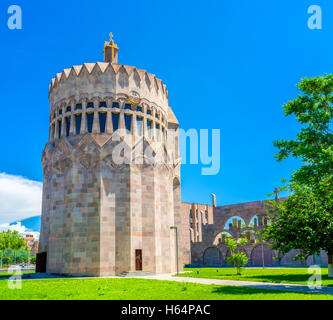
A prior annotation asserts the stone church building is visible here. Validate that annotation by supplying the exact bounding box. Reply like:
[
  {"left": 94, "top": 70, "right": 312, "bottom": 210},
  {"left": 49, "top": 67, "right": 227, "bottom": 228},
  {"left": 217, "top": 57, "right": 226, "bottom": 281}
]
[{"left": 37, "top": 34, "right": 327, "bottom": 276}]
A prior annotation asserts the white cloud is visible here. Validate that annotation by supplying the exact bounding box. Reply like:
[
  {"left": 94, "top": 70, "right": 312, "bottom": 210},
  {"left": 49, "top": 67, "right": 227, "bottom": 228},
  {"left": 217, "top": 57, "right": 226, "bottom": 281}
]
[
  {"left": 0, "top": 222, "right": 40, "bottom": 240},
  {"left": 0, "top": 173, "right": 42, "bottom": 225}
]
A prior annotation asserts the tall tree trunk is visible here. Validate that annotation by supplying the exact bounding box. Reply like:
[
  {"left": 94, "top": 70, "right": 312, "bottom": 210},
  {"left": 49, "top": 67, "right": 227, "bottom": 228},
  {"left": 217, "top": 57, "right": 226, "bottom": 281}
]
[{"left": 328, "top": 252, "right": 333, "bottom": 278}]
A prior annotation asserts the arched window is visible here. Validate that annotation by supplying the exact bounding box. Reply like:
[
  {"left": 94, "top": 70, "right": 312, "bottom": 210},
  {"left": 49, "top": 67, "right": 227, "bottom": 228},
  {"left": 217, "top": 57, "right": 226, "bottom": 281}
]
[
  {"left": 124, "top": 115, "right": 132, "bottom": 133},
  {"left": 155, "top": 124, "right": 160, "bottom": 139},
  {"left": 65, "top": 117, "right": 71, "bottom": 136},
  {"left": 112, "top": 113, "right": 119, "bottom": 131},
  {"left": 86, "top": 113, "right": 94, "bottom": 133},
  {"left": 75, "top": 114, "right": 82, "bottom": 134},
  {"left": 99, "top": 112, "right": 107, "bottom": 133},
  {"left": 136, "top": 117, "right": 143, "bottom": 136},
  {"left": 147, "top": 120, "right": 152, "bottom": 138},
  {"left": 58, "top": 120, "right": 62, "bottom": 138}
]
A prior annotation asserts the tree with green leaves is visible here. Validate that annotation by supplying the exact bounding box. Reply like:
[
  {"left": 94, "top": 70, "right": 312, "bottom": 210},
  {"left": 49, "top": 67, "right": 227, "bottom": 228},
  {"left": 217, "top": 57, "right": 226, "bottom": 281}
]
[
  {"left": 263, "top": 74, "right": 333, "bottom": 276},
  {"left": 225, "top": 237, "right": 249, "bottom": 275},
  {"left": 0, "top": 230, "right": 26, "bottom": 265}
]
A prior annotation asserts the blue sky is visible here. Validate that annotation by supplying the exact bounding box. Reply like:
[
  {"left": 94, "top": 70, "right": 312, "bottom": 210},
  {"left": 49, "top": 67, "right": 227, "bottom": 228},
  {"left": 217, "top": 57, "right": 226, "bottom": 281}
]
[{"left": 0, "top": 0, "right": 332, "bottom": 209}]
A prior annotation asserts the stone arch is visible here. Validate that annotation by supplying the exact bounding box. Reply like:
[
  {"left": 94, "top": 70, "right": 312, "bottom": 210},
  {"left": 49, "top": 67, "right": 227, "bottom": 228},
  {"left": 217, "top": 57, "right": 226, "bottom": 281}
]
[
  {"left": 213, "top": 231, "right": 232, "bottom": 246},
  {"left": 250, "top": 244, "right": 273, "bottom": 266},
  {"left": 224, "top": 216, "right": 246, "bottom": 230},
  {"left": 203, "top": 246, "right": 222, "bottom": 266}
]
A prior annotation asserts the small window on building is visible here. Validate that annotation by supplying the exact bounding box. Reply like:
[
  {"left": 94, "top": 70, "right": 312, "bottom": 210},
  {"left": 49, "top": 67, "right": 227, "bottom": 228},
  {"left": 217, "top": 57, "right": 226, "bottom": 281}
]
[
  {"left": 87, "top": 102, "right": 94, "bottom": 109},
  {"left": 65, "top": 117, "right": 71, "bottom": 136},
  {"left": 75, "top": 114, "right": 82, "bottom": 135},
  {"left": 52, "top": 123, "right": 55, "bottom": 140},
  {"left": 75, "top": 104, "right": 82, "bottom": 110},
  {"left": 137, "top": 117, "right": 143, "bottom": 136},
  {"left": 99, "top": 112, "right": 107, "bottom": 133},
  {"left": 59, "top": 109, "right": 63, "bottom": 115},
  {"left": 124, "top": 104, "right": 132, "bottom": 110},
  {"left": 112, "top": 102, "right": 119, "bottom": 109},
  {"left": 87, "top": 113, "right": 94, "bottom": 133},
  {"left": 58, "top": 120, "right": 62, "bottom": 138},
  {"left": 147, "top": 109, "right": 151, "bottom": 115},
  {"left": 112, "top": 113, "right": 119, "bottom": 131},
  {"left": 99, "top": 101, "right": 107, "bottom": 108},
  {"left": 66, "top": 106, "right": 71, "bottom": 113},
  {"left": 124, "top": 114, "right": 132, "bottom": 133},
  {"left": 136, "top": 106, "right": 142, "bottom": 112},
  {"left": 155, "top": 124, "right": 160, "bottom": 139},
  {"left": 147, "top": 120, "right": 152, "bottom": 138},
  {"left": 155, "top": 113, "right": 159, "bottom": 119}
]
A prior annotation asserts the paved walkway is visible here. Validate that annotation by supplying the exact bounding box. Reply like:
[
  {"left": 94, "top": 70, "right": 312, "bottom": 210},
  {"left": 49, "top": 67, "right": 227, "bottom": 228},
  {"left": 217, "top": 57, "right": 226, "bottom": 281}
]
[{"left": 138, "top": 273, "right": 333, "bottom": 296}]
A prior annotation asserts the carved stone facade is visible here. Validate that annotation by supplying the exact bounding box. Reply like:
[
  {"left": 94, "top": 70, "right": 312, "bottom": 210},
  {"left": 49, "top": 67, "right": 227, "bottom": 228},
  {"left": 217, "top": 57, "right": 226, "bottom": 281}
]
[
  {"left": 181, "top": 198, "right": 329, "bottom": 267},
  {"left": 39, "top": 35, "right": 182, "bottom": 276}
]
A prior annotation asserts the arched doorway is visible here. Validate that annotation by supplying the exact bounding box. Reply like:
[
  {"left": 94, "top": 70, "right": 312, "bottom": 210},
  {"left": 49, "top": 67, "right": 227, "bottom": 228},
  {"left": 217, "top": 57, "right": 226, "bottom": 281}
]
[
  {"left": 251, "top": 245, "right": 273, "bottom": 266},
  {"left": 203, "top": 247, "right": 221, "bottom": 266}
]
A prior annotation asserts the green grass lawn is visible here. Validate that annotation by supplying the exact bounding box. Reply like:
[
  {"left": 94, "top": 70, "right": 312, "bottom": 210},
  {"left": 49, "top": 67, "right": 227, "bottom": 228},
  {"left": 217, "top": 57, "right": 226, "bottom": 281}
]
[
  {"left": 0, "top": 277, "right": 332, "bottom": 300},
  {"left": 179, "top": 267, "right": 333, "bottom": 286}
]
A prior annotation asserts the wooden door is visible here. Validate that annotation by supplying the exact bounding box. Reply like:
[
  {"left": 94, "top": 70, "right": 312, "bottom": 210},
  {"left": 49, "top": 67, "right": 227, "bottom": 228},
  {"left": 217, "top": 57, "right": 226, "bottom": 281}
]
[
  {"left": 36, "top": 252, "right": 47, "bottom": 273},
  {"left": 135, "top": 249, "right": 142, "bottom": 271}
]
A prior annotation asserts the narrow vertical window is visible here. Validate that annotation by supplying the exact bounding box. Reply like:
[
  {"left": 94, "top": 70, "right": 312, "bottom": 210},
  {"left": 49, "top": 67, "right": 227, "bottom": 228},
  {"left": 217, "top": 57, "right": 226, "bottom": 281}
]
[
  {"left": 137, "top": 117, "right": 143, "bottom": 136},
  {"left": 147, "top": 109, "right": 151, "bottom": 115},
  {"left": 58, "top": 120, "right": 62, "bottom": 138},
  {"left": 99, "top": 112, "right": 107, "bottom": 133},
  {"left": 52, "top": 123, "right": 55, "bottom": 140},
  {"left": 75, "top": 114, "right": 82, "bottom": 135},
  {"left": 112, "top": 113, "right": 119, "bottom": 131},
  {"left": 155, "top": 124, "right": 160, "bottom": 139},
  {"left": 87, "top": 113, "right": 94, "bottom": 133},
  {"left": 147, "top": 120, "right": 152, "bottom": 138},
  {"left": 66, "top": 106, "right": 71, "bottom": 113},
  {"left": 124, "top": 115, "right": 132, "bottom": 133},
  {"left": 65, "top": 117, "right": 71, "bottom": 137}
]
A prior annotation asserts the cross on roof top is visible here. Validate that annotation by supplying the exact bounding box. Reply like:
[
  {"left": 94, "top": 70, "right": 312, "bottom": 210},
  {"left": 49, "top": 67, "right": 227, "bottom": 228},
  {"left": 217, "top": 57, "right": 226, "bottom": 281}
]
[{"left": 274, "top": 187, "right": 279, "bottom": 200}]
